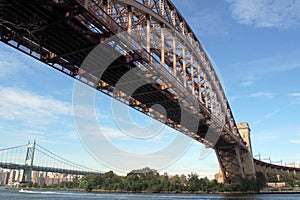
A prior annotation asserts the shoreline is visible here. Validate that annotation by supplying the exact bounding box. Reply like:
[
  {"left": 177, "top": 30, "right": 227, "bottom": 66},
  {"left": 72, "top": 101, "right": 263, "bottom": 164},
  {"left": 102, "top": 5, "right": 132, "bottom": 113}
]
[
  {"left": 259, "top": 191, "right": 300, "bottom": 194},
  {"left": 2, "top": 186, "right": 300, "bottom": 195}
]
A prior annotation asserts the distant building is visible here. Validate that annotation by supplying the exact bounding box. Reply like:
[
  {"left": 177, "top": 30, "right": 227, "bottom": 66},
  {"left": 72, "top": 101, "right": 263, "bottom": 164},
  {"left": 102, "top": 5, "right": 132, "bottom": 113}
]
[
  {"left": 267, "top": 182, "right": 286, "bottom": 188},
  {"left": 0, "top": 170, "right": 10, "bottom": 185},
  {"left": 8, "top": 170, "right": 17, "bottom": 184},
  {"left": 0, "top": 169, "right": 80, "bottom": 186},
  {"left": 214, "top": 168, "right": 224, "bottom": 183},
  {"left": 44, "top": 176, "right": 52, "bottom": 185},
  {"left": 288, "top": 163, "right": 296, "bottom": 168},
  {"left": 32, "top": 171, "right": 40, "bottom": 184}
]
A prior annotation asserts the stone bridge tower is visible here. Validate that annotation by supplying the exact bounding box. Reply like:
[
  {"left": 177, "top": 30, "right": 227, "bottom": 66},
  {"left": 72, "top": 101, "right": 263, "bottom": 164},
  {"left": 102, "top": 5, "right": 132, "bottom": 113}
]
[
  {"left": 237, "top": 122, "right": 256, "bottom": 179},
  {"left": 216, "top": 122, "right": 256, "bottom": 183}
]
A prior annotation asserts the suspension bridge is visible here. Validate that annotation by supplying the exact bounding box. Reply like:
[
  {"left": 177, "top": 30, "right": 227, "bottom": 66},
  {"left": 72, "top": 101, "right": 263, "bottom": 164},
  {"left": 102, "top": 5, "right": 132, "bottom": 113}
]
[
  {"left": 0, "top": 140, "right": 100, "bottom": 183},
  {"left": 0, "top": 0, "right": 298, "bottom": 184}
]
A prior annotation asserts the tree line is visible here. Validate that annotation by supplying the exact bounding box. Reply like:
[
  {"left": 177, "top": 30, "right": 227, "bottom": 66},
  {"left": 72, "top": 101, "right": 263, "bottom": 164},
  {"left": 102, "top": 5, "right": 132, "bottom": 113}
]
[
  {"left": 61, "top": 168, "right": 267, "bottom": 193},
  {"left": 21, "top": 168, "right": 271, "bottom": 193},
  {"left": 22, "top": 168, "right": 300, "bottom": 193}
]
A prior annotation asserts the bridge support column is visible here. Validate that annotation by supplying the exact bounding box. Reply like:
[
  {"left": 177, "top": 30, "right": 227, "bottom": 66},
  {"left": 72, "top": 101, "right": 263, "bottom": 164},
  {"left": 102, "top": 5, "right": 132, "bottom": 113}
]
[
  {"left": 235, "top": 145, "right": 246, "bottom": 179},
  {"left": 237, "top": 122, "right": 256, "bottom": 179},
  {"left": 215, "top": 123, "right": 256, "bottom": 183},
  {"left": 21, "top": 140, "right": 36, "bottom": 183}
]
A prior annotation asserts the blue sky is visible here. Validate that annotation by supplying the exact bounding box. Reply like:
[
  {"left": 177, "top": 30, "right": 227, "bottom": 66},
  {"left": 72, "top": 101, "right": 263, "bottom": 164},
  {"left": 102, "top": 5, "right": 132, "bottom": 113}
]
[{"left": 1, "top": 0, "right": 300, "bottom": 178}]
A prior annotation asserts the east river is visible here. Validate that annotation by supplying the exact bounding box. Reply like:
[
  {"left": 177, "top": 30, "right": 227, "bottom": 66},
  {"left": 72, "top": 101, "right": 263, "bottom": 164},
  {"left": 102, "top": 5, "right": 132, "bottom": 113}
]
[{"left": 0, "top": 187, "right": 300, "bottom": 200}]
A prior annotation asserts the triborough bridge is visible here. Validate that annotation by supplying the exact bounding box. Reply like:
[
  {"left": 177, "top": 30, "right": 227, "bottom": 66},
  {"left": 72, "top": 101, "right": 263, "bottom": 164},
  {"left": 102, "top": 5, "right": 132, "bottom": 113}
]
[
  {"left": 0, "top": 140, "right": 100, "bottom": 183},
  {"left": 0, "top": 0, "right": 299, "bottom": 184}
]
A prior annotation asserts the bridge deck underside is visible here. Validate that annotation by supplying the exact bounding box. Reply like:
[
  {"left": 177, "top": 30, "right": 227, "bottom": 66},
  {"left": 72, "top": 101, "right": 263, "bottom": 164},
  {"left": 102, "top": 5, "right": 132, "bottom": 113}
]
[
  {"left": 0, "top": 0, "right": 234, "bottom": 147},
  {"left": 254, "top": 159, "right": 300, "bottom": 172}
]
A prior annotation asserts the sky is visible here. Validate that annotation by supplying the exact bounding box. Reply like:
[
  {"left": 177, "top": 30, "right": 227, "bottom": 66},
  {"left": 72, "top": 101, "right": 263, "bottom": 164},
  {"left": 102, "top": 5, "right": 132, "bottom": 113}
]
[{"left": 0, "top": 0, "right": 300, "bottom": 178}]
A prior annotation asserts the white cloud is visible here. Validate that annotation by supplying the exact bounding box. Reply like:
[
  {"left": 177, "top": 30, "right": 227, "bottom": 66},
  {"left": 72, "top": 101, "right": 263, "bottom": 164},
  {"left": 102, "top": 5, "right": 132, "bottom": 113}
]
[
  {"left": 235, "top": 52, "right": 300, "bottom": 74},
  {"left": 288, "top": 93, "right": 300, "bottom": 104},
  {"left": 250, "top": 108, "right": 279, "bottom": 126},
  {"left": 0, "top": 50, "right": 29, "bottom": 78},
  {"left": 226, "top": 0, "right": 300, "bottom": 29},
  {"left": 189, "top": 9, "right": 228, "bottom": 37},
  {"left": 78, "top": 124, "right": 176, "bottom": 143},
  {"left": 252, "top": 130, "right": 281, "bottom": 142},
  {"left": 265, "top": 109, "right": 279, "bottom": 119},
  {"left": 252, "top": 119, "right": 262, "bottom": 125},
  {"left": 171, "top": 1, "right": 228, "bottom": 37},
  {"left": 289, "top": 93, "right": 300, "bottom": 97},
  {"left": 240, "top": 80, "right": 254, "bottom": 87},
  {"left": 248, "top": 92, "right": 277, "bottom": 98},
  {"left": 0, "top": 86, "right": 72, "bottom": 125},
  {"left": 290, "top": 140, "right": 300, "bottom": 144},
  {"left": 230, "top": 51, "right": 300, "bottom": 87},
  {"left": 228, "top": 91, "right": 277, "bottom": 103}
]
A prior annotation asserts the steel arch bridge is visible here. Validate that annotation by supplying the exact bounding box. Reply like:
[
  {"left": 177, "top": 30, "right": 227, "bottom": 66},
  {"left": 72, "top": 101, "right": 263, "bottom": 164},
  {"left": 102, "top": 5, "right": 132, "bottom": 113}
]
[{"left": 0, "top": 0, "right": 255, "bottom": 183}]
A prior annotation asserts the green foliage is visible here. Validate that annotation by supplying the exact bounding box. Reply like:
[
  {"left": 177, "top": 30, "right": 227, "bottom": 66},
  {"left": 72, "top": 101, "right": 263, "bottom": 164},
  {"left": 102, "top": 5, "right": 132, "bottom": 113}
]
[
  {"left": 256, "top": 172, "right": 267, "bottom": 190},
  {"left": 267, "top": 171, "right": 299, "bottom": 187},
  {"left": 48, "top": 184, "right": 59, "bottom": 189},
  {"left": 187, "top": 173, "right": 200, "bottom": 192},
  {"left": 19, "top": 168, "right": 273, "bottom": 193},
  {"left": 28, "top": 181, "right": 33, "bottom": 187},
  {"left": 78, "top": 168, "right": 264, "bottom": 193},
  {"left": 219, "top": 173, "right": 266, "bottom": 193},
  {"left": 32, "top": 182, "right": 39, "bottom": 188},
  {"left": 169, "top": 174, "right": 182, "bottom": 192}
]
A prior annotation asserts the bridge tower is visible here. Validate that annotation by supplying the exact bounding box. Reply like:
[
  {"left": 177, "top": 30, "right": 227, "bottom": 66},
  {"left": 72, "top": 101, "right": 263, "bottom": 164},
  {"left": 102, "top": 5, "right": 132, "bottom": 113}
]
[
  {"left": 237, "top": 122, "right": 253, "bottom": 153},
  {"left": 215, "top": 122, "right": 256, "bottom": 183},
  {"left": 237, "top": 122, "right": 256, "bottom": 179},
  {"left": 21, "top": 140, "right": 36, "bottom": 183}
]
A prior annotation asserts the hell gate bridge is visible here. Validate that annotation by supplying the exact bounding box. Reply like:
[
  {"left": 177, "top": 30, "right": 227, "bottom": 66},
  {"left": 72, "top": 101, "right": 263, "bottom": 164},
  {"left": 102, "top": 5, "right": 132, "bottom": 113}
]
[{"left": 1, "top": 0, "right": 296, "bottom": 183}]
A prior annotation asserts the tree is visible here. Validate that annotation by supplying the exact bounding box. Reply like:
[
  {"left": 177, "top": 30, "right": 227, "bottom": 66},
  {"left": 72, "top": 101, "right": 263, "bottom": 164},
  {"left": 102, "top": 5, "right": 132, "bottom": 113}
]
[
  {"left": 267, "top": 172, "right": 279, "bottom": 182},
  {"left": 256, "top": 172, "right": 266, "bottom": 191},
  {"left": 80, "top": 173, "right": 103, "bottom": 191},
  {"left": 209, "top": 179, "right": 223, "bottom": 192},
  {"left": 180, "top": 174, "right": 187, "bottom": 190},
  {"left": 102, "top": 171, "right": 121, "bottom": 190},
  {"left": 187, "top": 173, "right": 200, "bottom": 192},
  {"left": 80, "top": 179, "right": 93, "bottom": 192},
  {"left": 32, "top": 182, "right": 39, "bottom": 188},
  {"left": 198, "top": 177, "right": 210, "bottom": 191},
  {"left": 123, "top": 173, "right": 142, "bottom": 191},
  {"left": 160, "top": 173, "right": 170, "bottom": 192},
  {"left": 28, "top": 181, "right": 33, "bottom": 188},
  {"left": 169, "top": 175, "right": 182, "bottom": 192}
]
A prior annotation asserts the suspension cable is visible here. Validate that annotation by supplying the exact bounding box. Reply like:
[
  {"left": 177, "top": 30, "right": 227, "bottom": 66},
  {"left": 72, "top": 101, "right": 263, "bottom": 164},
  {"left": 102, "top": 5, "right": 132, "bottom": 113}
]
[{"left": 35, "top": 144, "right": 98, "bottom": 172}]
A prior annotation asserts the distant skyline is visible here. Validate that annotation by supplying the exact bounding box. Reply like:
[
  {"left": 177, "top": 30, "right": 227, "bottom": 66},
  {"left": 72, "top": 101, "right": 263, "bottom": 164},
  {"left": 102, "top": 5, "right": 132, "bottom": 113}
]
[{"left": 1, "top": 0, "right": 300, "bottom": 178}]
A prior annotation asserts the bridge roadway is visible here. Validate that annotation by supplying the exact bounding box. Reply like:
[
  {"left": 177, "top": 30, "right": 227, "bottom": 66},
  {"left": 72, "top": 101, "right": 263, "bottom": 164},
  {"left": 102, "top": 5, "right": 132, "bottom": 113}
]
[
  {"left": 0, "top": 0, "right": 254, "bottom": 183},
  {"left": 0, "top": 162, "right": 96, "bottom": 175}
]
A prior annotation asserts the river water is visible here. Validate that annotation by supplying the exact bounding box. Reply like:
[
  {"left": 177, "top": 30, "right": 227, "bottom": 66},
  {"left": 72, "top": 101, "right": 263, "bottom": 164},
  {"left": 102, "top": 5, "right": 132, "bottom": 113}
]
[{"left": 0, "top": 187, "right": 299, "bottom": 200}]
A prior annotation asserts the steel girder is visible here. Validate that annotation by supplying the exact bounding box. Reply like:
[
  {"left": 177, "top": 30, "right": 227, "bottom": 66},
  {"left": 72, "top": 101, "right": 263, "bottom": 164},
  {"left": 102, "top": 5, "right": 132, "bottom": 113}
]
[{"left": 94, "top": 0, "right": 246, "bottom": 145}]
